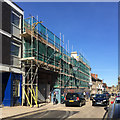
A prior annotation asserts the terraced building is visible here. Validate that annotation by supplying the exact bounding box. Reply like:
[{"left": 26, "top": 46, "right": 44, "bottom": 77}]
[{"left": 21, "top": 16, "right": 91, "bottom": 106}]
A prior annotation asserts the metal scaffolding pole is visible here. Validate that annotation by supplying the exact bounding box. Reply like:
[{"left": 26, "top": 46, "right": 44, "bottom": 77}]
[
  {"left": 72, "top": 45, "right": 73, "bottom": 87},
  {"left": 66, "top": 44, "right": 67, "bottom": 87},
  {"left": 68, "top": 40, "right": 69, "bottom": 87},
  {"left": 31, "top": 16, "right": 33, "bottom": 106},
  {"left": 54, "top": 34, "right": 55, "bottom": 71},
  {"left": 60, "top": 33, "right": 61, "bottom": 88},
  {"left": 36, "top": 15, "right": 39, "bottom": 103},
  {"left": 46, "top": 27, "right": 48, "bottom": 64},
  {"left": 63, "top": 34, "right": 64, "bottom": 87}
]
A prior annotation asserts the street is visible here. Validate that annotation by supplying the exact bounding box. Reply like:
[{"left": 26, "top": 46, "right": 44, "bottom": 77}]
[
  {"left": 1, "top": 2, "right": 119, "bottom": 120},
  {"left": 3, "top": 100, "right": 107, "bottom": 119}
]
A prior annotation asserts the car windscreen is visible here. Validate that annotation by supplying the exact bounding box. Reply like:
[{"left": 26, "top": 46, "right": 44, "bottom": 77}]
[
  {"left": 66, "top": 93, "right": 79, "bottom": 99},
  {"left": 95, "top": 94, "right": 106, "bottom": 98},
  {"left": 115, "top": 100, "right": 120, "bottom": 103}
]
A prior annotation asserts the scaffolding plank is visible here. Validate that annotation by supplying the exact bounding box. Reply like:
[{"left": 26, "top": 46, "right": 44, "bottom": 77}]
[{"left": 20, "top": 57, "right": 35, "bottom": 61}]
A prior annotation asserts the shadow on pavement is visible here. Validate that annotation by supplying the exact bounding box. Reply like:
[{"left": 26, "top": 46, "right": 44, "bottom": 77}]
[
  {"left": 3, "top": 110, "right": 79, "bottom": 119},
  {"left": 92, "top": 105, "right": 108, "bottom": 108},
  {"left": 102, "top": 109, "right": 108, "bottom": 120}
]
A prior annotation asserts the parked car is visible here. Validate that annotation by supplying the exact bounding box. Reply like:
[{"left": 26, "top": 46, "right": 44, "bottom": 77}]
[
  {"left": 117, "top": 92, "right": 120, "bottom": 96},
  {"left": 103, "top": 96, "right": 120, "bottom": 119},
  {"left": 61, "top": 94, "right": 65, "bottom": 104},
  {"left": 90, "top": 94, "right": 96, "bottom": 100},
  {"left": 92, "top": 94, "right": 109, "bottom": 106},
  {"left": 65, "top": 92, "right": 86, "bottom": 107}
]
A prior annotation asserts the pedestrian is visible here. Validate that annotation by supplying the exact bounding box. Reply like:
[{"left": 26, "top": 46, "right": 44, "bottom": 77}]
[
  {"left": 88, "top": 92, "right": 90, "bottom": 99},
  {"left": 83, "top": 91, "right": 86, "bottom": 98},
  {"left": 61, "top": 94, "right": 65, "bottom": 104},
  {"left": 53, "top": 91, "right": 56, "bottom": 105},
  {"left": 86, "top": 92, "right": 89, "bottom": 99}
]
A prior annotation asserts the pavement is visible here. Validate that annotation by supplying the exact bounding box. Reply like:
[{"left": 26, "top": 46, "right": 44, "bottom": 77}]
[
  {"left": 1, "top": 99, "right": 89, "bottom": 119},
  {"left": 1, "top": 102, "right": 53, "bottom": 119}
]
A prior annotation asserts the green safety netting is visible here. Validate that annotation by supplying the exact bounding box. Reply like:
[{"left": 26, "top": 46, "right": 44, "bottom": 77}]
[{"left": 24, "top": 16, "right": 91, "bottom": 88}]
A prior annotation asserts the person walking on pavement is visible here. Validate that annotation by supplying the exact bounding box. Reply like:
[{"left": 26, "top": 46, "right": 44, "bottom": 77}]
[
  {"left": 83, "top": 91, "right": 86, "bottom": 98},
  {"left": 61, "top": 94, "right": 65, "bottom": 104},
  {"left": 86, "top": 92, "right": 89, "bottom": 99},
  {"left": 53, "top": 91, "right": 56, "bottom": 105}
]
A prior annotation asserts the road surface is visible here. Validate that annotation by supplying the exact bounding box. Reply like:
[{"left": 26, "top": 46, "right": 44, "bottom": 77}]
[{"left": 4, "top": 100, "right": 108, "bottom": 119}]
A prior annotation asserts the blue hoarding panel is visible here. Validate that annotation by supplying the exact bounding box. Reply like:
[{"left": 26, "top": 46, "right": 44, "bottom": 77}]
[
  {"left": 19, "top": 74, "right": 22, "bottom": 104},
  {"left": 3, "top": 73, "right": 12, "bottom": 106},
  {"left": 2, "top": 73, "right": 22, "bottom": 106}
]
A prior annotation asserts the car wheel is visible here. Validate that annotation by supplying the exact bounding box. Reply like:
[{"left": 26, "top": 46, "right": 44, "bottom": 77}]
[
  {"left": 65, "top": 104, "right": 69, "bottom": 107},
  {"left": 92, "top": 103, "right": 94, "bottom": 106},
  {"left": 79, "top": 102, "right": 82, "bottom": 107},
  {"left": 84, "top": 101, "right": 86, "bottom": 105},
  {"left": 104, "top": 103, "right": 106, "bottom": 106}
]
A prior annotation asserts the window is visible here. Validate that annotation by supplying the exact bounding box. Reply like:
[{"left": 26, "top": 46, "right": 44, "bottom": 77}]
[
  {"left": 11, "top": 42, "right": 21, "bottom": 67},
  {"left": 12, "top": 13, "right": 20, "bottom": 27},
  {"left": 13, "top": 79, "right": 20, "bottom": 97},
  {"left": 11, "top": 11, "right": 21, "bottom": 38},
  {"left": 11, "top": 43, "right": 20, "bottom": 57}
]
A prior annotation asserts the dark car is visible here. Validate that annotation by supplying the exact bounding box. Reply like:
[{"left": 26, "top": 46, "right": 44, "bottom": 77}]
[
  {"left": 90, "top": 94, "right": 96, "bottom": 100},
  {"left": 103, "top": 96, "right": 120, "bottom": 119},
  {"left": 92, "top": 94, "right": 109, "bottom": 106},
  {"left": 65, "top": 92, "right": 86, "bottom": 107}
]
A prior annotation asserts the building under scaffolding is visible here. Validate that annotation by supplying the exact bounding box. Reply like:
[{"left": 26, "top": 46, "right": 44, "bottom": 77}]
[{"left": 21, "top": 16, "right": 91, "bottom": 107}]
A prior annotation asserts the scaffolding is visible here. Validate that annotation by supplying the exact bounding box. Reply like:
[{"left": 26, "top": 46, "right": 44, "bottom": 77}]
[{"left": 21, "top": 16, "right": 91, "bottom": 106}]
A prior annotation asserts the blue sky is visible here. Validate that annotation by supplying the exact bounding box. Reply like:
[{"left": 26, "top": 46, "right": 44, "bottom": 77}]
[{"left": 17, "top": 2, "right": 118, "bottom": 86}]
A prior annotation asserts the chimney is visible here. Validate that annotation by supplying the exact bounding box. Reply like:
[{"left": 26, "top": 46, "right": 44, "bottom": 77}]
[
  {"left": 91, "top": 73, "right": 95, "bottom": 78},
  {"left": 96, "top": 74, "right": 98, "bottom": 78},
  {"left": 71, "top": 51, "right": 78, "bottom": 59}
]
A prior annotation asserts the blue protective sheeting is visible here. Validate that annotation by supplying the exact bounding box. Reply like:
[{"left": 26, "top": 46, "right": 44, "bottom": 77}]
[
  {"left": 19, "top": 74, "right": 22, "bottom": 104},
  {"left": 3, "top": 73, "right": 12, "bottom": 106},
  {"left": 2, "top": 72, "right": 22, "bottom": 106}
]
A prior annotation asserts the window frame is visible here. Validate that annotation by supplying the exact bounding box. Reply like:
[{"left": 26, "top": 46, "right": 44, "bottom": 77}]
[
  {"left": 11, "top": 42, "right": 21, "bottom": 58},
  {"left": 11, "top": 11, "right": 21, "bottom": 29}
]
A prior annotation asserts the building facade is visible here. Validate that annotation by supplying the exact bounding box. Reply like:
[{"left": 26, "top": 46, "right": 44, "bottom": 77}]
[
  {"left": 107, "top": 85, "right": 118, "bottom": 94},
  {"left": 0, "top": 0, "right": 24, "bottom": 106},
  {"left": 91, "top": 73, "right": 103, "bottom": 94},
  {"left": 21, "top": 16, "right": 91, "bottom": 106},
  {"left": 118, "top": 76, "right": 120, "bottom": 92}
]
